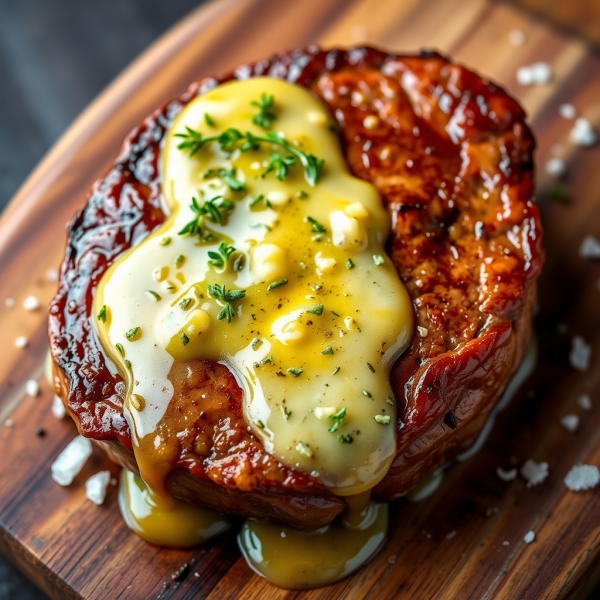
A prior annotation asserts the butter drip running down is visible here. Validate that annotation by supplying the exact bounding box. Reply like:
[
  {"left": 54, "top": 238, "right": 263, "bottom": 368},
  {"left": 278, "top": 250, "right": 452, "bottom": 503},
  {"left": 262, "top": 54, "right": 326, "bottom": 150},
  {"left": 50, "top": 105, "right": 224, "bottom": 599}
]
[{"left": 94, "top": 77, "right": 413, "bottom": 585}]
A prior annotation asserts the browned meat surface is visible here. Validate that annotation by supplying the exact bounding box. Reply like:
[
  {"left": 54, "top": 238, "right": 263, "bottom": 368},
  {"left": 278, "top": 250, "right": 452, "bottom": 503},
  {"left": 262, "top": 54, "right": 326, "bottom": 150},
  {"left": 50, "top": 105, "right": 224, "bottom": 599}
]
[{"left": 49, "top": 46, "right": 543, "bottom": 527}]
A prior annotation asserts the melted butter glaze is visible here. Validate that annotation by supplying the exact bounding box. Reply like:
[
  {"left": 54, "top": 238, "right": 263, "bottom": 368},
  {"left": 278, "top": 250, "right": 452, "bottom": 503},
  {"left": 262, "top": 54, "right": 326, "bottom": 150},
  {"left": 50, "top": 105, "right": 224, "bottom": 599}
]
[
  {"left": 49, "top": 46, "right": 543, "bottom": 520},
  {"left": 95, "top": 78, "right": 412, "bottom": 496},
  {"left": 238, "top": 499, "right": 388, "bottom": 589},
  {"left": 118, "top": 469, "right": 229, "bottom": 547}
]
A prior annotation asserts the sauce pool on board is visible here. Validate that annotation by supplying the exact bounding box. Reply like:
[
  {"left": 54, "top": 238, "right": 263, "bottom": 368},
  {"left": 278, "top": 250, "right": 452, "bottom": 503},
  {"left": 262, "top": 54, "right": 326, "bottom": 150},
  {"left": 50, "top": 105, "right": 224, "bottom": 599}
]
[{"left": 93, "top": 77, "right": 413, "bottom": 586}]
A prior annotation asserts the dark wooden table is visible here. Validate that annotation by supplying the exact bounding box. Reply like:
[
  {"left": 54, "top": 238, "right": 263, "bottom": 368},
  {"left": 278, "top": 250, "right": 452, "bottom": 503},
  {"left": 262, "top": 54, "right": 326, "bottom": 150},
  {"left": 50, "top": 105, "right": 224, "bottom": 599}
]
[{"left": 0, "top": 1, "right": 205, "bottom": 597}]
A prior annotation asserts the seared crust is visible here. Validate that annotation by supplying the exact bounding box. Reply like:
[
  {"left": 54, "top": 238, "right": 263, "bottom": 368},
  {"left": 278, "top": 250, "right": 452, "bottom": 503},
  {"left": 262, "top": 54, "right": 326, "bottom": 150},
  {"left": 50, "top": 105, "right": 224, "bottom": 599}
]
[{"left": 49, "top": 46, "right": 543, "bottom": 526}]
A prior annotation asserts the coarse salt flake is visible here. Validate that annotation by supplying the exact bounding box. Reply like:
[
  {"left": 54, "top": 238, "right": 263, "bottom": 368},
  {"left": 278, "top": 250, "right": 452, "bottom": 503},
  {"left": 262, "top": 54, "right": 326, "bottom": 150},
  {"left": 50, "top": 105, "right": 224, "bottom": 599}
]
[
  {"left": 524, "top": 530, "right": 535, "bottom": 544},
  {"left": 516, "top": 62, "right": 552, "bottom": 86},
  {"left": 559, "top": 103, "right": 577, "bottom": 120},
  {"left": 85, "top": 470, "right": 111, "bottom": 505},
  {"left": 496, "top": 467, "right": 518, "bottom": 482},
  {"left": 560, "top": 414, "right": 579, "bottom": 432},
  {"left": 579, "top": 235, "right": 600, "bottom": 259},
  {"left": 23, "top": 296, "right": 40, "bottom": 311},
  {"left": 25, "top": 379, "right": 39, "bottom": 397},
  {"left": 569, "top": 336, "right": 591, "bottom": 371},
  {"left": 15, "top": 336, "right": 28, "bottom": 348},
  {"left": 545, "top": 158, "right": 566, "bottom": 178},
  {"left": 52, "top": 395, "right": 66, "bottom": 419},
  {"left": 577, "top": 394, "right": 592, "bottom": 411},
  {"left": 51, "top": 435, "right": 93, "bottom": 486},
  {"left": 563, "top": 464, "right": 600, "bottom": 491},
  {"left": 570, "top": 118, "right": 597, "bottom": 147},
  {"left": 520, "top": 460, "right": 549, "bottom": 487},
  {"left": 417, "top": 326, "right": 429, "bottom": 338}
]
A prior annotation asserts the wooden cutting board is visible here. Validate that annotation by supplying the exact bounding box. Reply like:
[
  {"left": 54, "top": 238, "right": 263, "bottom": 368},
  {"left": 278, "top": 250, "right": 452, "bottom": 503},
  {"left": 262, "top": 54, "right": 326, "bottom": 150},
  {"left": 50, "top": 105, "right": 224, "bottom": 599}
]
[{"left": 1, "top": 0, "right": 599, "bottom": 598}]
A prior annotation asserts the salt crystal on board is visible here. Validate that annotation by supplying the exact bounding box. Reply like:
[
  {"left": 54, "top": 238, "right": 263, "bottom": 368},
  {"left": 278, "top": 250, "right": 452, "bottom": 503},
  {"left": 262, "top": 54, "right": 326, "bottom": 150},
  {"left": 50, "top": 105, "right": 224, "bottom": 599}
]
[
  {"left": 521, "top": 460, "right": 549, "bottom": 487},
  {"left": 496, "top": 467, "right": 518, "bottom": 482},
  {"left": 516, "top": 62, "right": 552, "bottom": 85},
  {"left": 570, "top": 118, "right": 597, "bottom": 147},
  {"left": 15, "top": 336, "right": 28, "bottom": 348},
  {"left": 564, "top": 465, "right": 600, "bottom": 491},
  {"left": 560, "top": 414, "right": 579, "bottom": 432},
  {"left": 559, "top": 103, "right": 577, "bottom": 119},
  {"left": 23, "top": 296, "right": 40, "bottom": 311},
  {"left": 86, "top": 471, "right": 111, "bottom": 505},
  {"left": 577, "top": 394, "right": 592, "bottom": 411},
  {"left": 580, "top": 235, "right": 600, "bottom": 259},
  {"left": 52, "top": 395, "right": 66, "bottom": 419},
  {"left": 524, "top": 531, "right": 535, "bottom": 544},
  {"left": 25, "top": 379, "right": 39, "bottom": 397},
  {"left": 51, "top": 436, "right": 93, "bottom": 486},
  {"left": 569, "top": 336, "right": 591, "bottom": 371}
]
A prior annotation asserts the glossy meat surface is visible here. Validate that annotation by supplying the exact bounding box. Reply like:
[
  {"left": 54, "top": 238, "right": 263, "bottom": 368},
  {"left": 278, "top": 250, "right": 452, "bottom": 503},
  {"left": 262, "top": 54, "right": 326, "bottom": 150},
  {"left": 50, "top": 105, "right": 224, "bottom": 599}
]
[{"left": 49, "top": 46, "right": 543, "bottom": 524}]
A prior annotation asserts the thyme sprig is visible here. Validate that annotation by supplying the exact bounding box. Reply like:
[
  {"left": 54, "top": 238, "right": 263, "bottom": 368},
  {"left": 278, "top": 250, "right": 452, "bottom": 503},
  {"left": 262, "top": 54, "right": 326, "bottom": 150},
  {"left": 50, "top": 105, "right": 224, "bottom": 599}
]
[
  {"left": 175, "top": 127, "right": 324, "bottom": 186},
  {"left": 178, "top": 195, "right": 234, "bottom": 237},
  {"left": 328, "top": 407, "right": 346, "bottom": 433},
  {"left": 203, "top": 167, "right": 245, "bottom": 191},
  {"left": 207, "top": 283, "right": 246, "bottom": 323},
  {"left": 208, "top": 242, "right": 236, "bottom": 268},
  {"left": 251, "top": 93, "right": 276, "bottom": 129}
]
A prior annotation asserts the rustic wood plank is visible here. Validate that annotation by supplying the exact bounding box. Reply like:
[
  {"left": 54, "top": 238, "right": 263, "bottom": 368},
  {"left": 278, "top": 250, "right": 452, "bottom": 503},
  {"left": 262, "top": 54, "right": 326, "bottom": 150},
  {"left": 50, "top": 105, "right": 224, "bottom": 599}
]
[{"left": 1, "top": 0, "right": 599, "bottom": 598}]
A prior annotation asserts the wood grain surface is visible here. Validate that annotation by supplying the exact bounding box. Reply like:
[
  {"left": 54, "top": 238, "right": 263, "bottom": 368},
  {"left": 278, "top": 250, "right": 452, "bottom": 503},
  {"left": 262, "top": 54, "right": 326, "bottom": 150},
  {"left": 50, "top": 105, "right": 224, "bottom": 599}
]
[{"left": 1, "top": 0, "right": 600, "bottom": 598}]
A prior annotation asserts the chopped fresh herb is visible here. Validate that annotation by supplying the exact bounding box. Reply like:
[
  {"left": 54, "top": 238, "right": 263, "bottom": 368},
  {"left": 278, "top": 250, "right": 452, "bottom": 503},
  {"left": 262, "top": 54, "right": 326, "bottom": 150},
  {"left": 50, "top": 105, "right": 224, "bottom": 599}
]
[
  {"left": 373, "top": 254, "right": 385, "bottom": 266},
  {"left": 160, "top": 237, "right": 171, "bottom": 246},
  {"left": 97, "top": 305, "right": 107, "bottom": 323},
  {"left": 124, "top": 359, "right": 132, "bottom": 369},
  {"left": 251, "top": 337, "right": 262, "bottom": 349},
  {"left": 146, "top": 290, "right": 161, "bottom": 301},
  {"left": 180, "top": 332, "right": 190, "bottom": 346},
  {"left": 179, "top": 298, "right": 193, "bottom": 310},
  {"left": 346, "top": 258, "right": 355, "bottom": 269},
  {"left": 333, "top": 366, "right": 340, "bottom": 375},
  {"left": 363, "top": 390, "right": 372, "bottom": 398},
  {"left": 312, "top": 284, "right": 322, "bottom": 291},
  {"left": 374, "top": 414, "right": 391, "bottom": 424},
  {"left": 174, "top": 127, "right": 324, "bottom": 185},
  {"left": 175, "top": 254, "right": 186, "bottom": 268},
  {"left": 260, "top": 355, "right": 273, "bottom": 365},
  {"left": 386, "top": 396, "right": 394, "bottom": 405},
  {"left": 251, "top": 93, "right": 276, "bottom": 129},
  {"left": 306, "top": 304, "right": 324, "bottom": 315},
  {"left": 283, "top": 406, "right": 292, "bottom": 420},
  {"left": 125, "top": 327, "right": 141, "bottom": 341},
  {"left": 203, "top": 233, "right": 218, "bottom": 242},
  {"left": 178, "top": 195, "right": 233, "bottom": 236},
  {"left": 115, "top": 343, "right": 124, "bottom": 356},
  {"left": 548, "top": 184, "right": 570, "bottom": 204},
  {"left": 339, "top": 433, "right": 353, "bottom": 444},
  {"left": 203, "top": 167, "right": 245, "bottom": 191},
  {"left": 330, "top": 310, "right": 340, "bottom": 317},
  {"left": 296, "top": 190, "right": 308, "bottom": 199},
  {"left": 204, "top": 112, "right": 215, "bottom": 127},
  {"left": 208, "top": 242, "right": 236, "bottom": 268},
  {"left": 296, "top": 441, "right": 313, "bottom": 457},
  {"left": 321, "top": 346, "right": 334, "bottom": 355},
  {"left": 262, "top": 152, "right": 296, "bottom": 181},
  {"left": 256, "top": 420, "right": 265, "bottom": 429},
  {"left": 328, "top": 124, "right": 339, "bottom": 133},
  {"left": 306, "top": 216, "right": 326, "bottom": 233},
  {"left": 287, "top": 367, "right": 303, "bottom": 377},
  {"left": 207, "top": 283, "right": 245, "bottom": 323},
  {"left": 249, "top": 194, "right": 264, "bottom": 208},
  {"left": 267, "top": 279, "right": 288, "bottom": 292},
  {"left": 328, "top": 407, "right": 346, "bottom": 433},
  {"left": 233, "top": 254, "right": 245, "bottom": 271}
]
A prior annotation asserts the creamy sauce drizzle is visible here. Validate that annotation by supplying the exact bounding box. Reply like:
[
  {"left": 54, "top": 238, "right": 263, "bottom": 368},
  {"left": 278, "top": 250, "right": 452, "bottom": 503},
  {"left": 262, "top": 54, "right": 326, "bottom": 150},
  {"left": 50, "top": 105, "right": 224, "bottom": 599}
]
[{"left": 94, "top": 77, "right": 413, "bottom": 497}]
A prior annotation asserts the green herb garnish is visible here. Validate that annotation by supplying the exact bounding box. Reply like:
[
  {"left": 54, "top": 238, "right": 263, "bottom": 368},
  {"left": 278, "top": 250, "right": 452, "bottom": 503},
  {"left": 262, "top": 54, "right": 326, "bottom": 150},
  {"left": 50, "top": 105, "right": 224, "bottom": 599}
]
[
  {"left": 306, "top": 304, "right": 324, "bottom": 315},
  {"left": 251, "top": 93, "right": 276, "bottom": 129},
  {"left": 306, "top": 216, "right": 326, "bottom": 233},
  {"left": 283, "top": 406, "right": 292, "bottom": 420},
  {"left": 203, "top": 167, "right": 245, "bottom": 191},
  {"left": 180, "top": 332, "right": 190, "bottom": 346},
  {"left": 260, "top": 355, "right": 273, "bottom": 365},
  {"left": 262, "top": 152, "right": 296, "bottom": 181},
  {"left": 287, "top": 367, "right": 303, "bottom": 377},
  {"left": 267, "top": 279, "right": 288, "bottom": 292},
  {"left": 175, "top": 255, "right": 186, "bottom": 268},
  {"left": 374, "top": 414, "right": 391, "bottom": 424},
  {"left": 339, "top": 433, "right": 353, "bottom": 444},
  {"left": 125, "top": 327, "right": 141, "bottom": 341},
  {"left": 328, "top": 407, "right": 346, "bottom": 433},
  {"left": 115, "top": 343, "right": 124, "bottom": 356},
  {"left": 373, "top": 254, "right": 385, "bottom": 266},
  {"left": 330, "top": 310, "right": 340, "bottom": 317},
  {"left": 249, "top": 194, "right": 264, "bottom": 208},
  {"left": 179, "top": 298, "right": 193, "bottom": 310},
  {"left": 346, "top": 258, "right": 355, "bottom": 269},
  {"left": 208, "top": 242, "right": 236, "bottom": 268},
  {"left": 204, "top": 113, "right": 215, "bottom": 127},
  {"left": 321, "top": 346, "right": 334, "bottom": 355},
  {"left": 207, "top": 283, "right": 246, "bottom": 323},
  {"left": 160, "top": 237, "right": 171, "bottom": 246},
  {"left": 333, "top": 366, "right": 340, "bottom": 375},
  {"left": 97, "top": 305, "right": 107, "bottom": 323},
  {"left": 363, "top": 390, "right": 372, "bottom": 398},
  {"left": 386, "top": 396, "right": 394, "bottom": 405},
  {"left": 145, "top": 290, "right": 161, "bottom": 301},
  {"left": 296, "top": 442, "right": 312, "bottom": 457},
  {"left": 124, "top": 359, "right": 132, "bottom": 369}
]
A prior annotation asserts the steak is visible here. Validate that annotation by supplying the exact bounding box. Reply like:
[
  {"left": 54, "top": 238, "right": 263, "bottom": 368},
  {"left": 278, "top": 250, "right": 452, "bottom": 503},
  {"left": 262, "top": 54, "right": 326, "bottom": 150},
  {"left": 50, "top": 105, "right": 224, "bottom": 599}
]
[{"left": 48, "top": 46, "right": 543, "bottom": 528}]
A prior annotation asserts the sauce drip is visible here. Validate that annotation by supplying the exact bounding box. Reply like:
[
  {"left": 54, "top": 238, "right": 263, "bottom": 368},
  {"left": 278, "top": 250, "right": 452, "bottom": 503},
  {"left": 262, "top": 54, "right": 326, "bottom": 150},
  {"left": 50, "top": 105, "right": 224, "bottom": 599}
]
[{"left": 118, "top": 469, "right": 229, "bottom": 548}]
